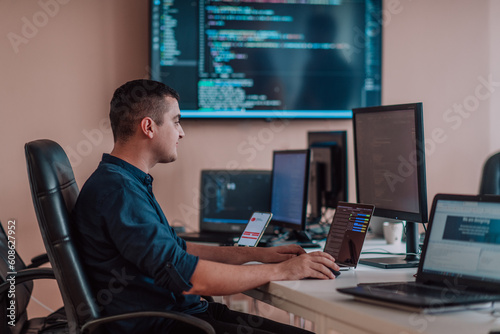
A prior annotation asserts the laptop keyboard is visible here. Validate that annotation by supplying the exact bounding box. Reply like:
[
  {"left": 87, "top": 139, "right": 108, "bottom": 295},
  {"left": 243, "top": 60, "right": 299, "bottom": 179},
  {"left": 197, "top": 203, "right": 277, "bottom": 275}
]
[{"left": 371, "top": 283, "right": 496, "bottom": 302}]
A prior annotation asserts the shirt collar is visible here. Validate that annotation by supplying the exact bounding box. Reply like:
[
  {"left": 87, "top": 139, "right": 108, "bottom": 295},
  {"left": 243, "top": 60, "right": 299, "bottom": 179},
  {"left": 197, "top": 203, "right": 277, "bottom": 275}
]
[{"left": 101, "top": 154, "right": 154, "bottom": 186}]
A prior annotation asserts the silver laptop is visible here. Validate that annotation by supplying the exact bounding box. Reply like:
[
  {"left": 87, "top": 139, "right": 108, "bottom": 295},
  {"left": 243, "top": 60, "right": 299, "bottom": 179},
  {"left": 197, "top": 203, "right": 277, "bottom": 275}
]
[
  {"left": 323, "top": 202, "right": 375, "bottom": 270},
  {"left": 338, "top": 194, "right": 500, "bottom": 312}
]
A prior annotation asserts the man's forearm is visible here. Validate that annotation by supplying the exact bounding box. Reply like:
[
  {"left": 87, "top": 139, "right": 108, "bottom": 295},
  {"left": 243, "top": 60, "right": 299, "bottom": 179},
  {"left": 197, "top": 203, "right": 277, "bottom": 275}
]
[
  {"left": 184, "top": 252, "right": 339, "bottom": 296},
  {"left": 186, "top": 242, "right": 258, "bottom": 264},
  {"left": 184, "top": 259, "right": 279, "bottom": 296}
]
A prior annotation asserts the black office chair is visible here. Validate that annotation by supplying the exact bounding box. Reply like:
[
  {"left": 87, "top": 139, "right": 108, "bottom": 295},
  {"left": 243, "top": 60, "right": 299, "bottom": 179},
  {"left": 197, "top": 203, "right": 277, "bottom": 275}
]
[
  {"left": 25, "top": 139, "right": 215, "bottom": 334},
  {"left": 0, "top": 221, "right": 67, "bottom": 334},
  {"left": 479, "top": 152, "right": 500, "bottom": 195}
]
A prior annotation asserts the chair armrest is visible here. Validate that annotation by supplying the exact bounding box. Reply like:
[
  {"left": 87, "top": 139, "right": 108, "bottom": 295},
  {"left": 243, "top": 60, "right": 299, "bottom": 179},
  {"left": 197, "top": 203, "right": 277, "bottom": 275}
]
[
  {"left": 0, "top": 268, "right": 55, "bottom": 294},
  {"left": 202, "top": 295, "right": 215, "bottom": 303},
  {"left": 81, "top": 311, "right": 215, "bottom": 334},
  {"left": 26, "top": 253, "right": 50, "bottom": 268}
]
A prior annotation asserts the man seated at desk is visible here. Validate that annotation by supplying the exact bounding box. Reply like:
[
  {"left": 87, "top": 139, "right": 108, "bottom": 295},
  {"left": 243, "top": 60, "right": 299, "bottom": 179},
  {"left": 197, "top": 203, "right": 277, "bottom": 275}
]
[{"left": 72, "top": 79, "right": 339, "bottom": 333}]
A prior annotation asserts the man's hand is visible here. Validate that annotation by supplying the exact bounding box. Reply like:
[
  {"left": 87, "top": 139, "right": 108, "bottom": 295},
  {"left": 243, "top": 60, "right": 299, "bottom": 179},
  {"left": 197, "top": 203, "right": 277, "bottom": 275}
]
[
  {"left": 274, "top": 251, "right": 340, "bottom": 280},
  {"left": 257, "top": 244, "right": 306, "bottom": 263}
]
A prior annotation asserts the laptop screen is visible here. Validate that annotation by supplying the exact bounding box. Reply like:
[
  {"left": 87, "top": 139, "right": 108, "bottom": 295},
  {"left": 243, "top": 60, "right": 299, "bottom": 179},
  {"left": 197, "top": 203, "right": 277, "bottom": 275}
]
[
  {"left": 421, "top": 196, "right": 500, "bottom": 285},
  {"left": 324, "top": 202, "right": 375, "bottom": 267}
]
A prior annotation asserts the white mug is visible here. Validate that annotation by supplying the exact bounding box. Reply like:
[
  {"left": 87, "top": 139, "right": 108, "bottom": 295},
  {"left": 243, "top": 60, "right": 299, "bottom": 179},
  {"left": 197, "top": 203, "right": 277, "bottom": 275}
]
[{"left": 383, "top": 222, "right": 403, "bottom": 244}]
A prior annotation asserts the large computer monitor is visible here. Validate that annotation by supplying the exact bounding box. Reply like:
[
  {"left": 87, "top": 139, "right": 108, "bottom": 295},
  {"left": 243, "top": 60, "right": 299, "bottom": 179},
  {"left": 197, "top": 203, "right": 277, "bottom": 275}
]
[
  {"left": 200, "top": 169, "right": 272, "bottom": 234},
  {"left": 308, "top": 131, "right": 348, "bottom": 222},
  {"left": 270, "top": 150, "right": 313, "bottom": 244},
  {"left": 352, "top": 102, "right": 428, "bottom": 268}
]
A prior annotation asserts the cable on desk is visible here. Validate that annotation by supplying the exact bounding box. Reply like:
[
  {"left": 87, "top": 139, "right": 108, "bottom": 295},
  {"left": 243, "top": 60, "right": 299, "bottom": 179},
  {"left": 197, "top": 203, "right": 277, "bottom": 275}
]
[
  {"left": 361, "top": 248, "right": 419, "bottom": 256},
  {"left": 472, "top": 302, "right": 500, "bottom": 318},
  {"left": 253, "top": 298, "right": 260, "bottom": 316},
  {"left": 492, "top": 309, "right": 500, "bottom": 318},
  {"left": 488, "top": 302, "right": 500, "bottom": 318}
]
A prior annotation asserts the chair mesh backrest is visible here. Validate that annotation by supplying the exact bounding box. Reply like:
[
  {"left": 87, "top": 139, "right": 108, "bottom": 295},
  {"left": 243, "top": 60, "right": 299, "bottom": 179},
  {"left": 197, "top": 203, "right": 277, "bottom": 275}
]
[
  {"left": 25, "top": 139, "right": 100, "bottom": 333},
  {"left": 0, "top": 223, "right": 31, "bottom": 334},
  {"left": 479, "top": 152, "right": 500, "bottom": 195}
]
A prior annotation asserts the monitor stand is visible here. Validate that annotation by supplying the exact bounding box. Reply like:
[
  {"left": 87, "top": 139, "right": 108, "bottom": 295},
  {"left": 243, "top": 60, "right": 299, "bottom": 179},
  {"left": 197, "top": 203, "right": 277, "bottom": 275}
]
[
  {"left": 359, "top": 221, "right": 420, "bottom": 269},
  {"left": 275, "top": 230, "right": 321, "bottom": 249}
]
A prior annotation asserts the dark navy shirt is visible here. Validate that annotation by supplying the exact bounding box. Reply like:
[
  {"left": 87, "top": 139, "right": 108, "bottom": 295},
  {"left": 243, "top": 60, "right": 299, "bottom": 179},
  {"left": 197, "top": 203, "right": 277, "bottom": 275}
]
[{"left": 72, "top": 154, "right": 207, "bottom": 333}]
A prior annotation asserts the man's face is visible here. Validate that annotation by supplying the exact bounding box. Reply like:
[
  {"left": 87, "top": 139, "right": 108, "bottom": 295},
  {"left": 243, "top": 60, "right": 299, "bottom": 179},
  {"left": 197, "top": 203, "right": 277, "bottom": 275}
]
[{"left": 152, "top": 96, "right": 184, "bottom": 164}]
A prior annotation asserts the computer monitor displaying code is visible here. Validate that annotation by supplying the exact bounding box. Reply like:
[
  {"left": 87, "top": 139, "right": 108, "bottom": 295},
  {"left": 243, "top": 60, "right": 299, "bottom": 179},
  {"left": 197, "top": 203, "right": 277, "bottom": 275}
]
[
  {"left": 200, "top": 170, "right": 271, "bottom": 233},
  {"left": 353, "top": 103, "right": 428, "bottom": 223},
  {"left": 352, "top": 102, "right": 428, "bottom": 268}
]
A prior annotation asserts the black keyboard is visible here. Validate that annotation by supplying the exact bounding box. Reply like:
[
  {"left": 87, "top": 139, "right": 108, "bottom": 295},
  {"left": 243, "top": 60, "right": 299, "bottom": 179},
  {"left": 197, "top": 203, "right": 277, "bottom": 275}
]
[{"left": 372, "top": 283, "right": 494, "bottom": 302}]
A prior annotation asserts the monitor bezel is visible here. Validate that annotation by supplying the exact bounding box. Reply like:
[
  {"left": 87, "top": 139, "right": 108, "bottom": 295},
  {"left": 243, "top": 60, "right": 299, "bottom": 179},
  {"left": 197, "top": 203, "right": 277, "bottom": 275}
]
[
  {"left": 352, "top": 102, "right": 428, "bottom": 224},
  {"left": 270, "top": 149, "right": 311, "bottom": 231}
]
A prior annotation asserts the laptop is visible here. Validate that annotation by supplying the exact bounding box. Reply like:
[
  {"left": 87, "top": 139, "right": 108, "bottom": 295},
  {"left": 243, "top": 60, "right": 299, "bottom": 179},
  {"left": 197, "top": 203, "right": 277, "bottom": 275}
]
[
  {"left": 179, "top": 170, "right": 272, "bottom": 245},
  {"left": 338, "top": 193, "right": 500, "bottom": 312},
  {"left": 323, "top": 202, "right": 375, "bottom": 270}
]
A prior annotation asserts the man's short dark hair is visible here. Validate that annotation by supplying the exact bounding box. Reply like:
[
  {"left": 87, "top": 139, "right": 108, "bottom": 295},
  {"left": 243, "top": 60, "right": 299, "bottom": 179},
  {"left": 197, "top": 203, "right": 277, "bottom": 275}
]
[{"left": 110, "top": 79, "right": 179, "bottom": 142}]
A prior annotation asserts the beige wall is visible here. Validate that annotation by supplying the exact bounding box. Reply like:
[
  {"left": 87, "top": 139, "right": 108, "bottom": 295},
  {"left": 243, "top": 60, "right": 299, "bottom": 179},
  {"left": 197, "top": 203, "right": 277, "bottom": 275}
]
[
  {"left": 383, "top": 0, "right": 493, "bottom": 197},
  {"left": 489, "top": 0, "right": 500, "bottom": 153},
  {"left": 0, "top": 0, "right": 498, "bottom": 317}
]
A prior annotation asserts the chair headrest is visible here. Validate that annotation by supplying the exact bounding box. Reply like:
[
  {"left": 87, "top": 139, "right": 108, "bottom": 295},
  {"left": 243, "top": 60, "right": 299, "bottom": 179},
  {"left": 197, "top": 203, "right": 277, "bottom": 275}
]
[{"left": 25, "top": 139, "right": 76, "bottom": 195}]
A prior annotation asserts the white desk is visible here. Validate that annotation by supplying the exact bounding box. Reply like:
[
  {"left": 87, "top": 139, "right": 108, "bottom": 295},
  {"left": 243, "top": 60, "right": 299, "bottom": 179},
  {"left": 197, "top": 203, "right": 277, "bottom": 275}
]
[{"left": 244, "top": 239, "right": 500, "bottom": 334}]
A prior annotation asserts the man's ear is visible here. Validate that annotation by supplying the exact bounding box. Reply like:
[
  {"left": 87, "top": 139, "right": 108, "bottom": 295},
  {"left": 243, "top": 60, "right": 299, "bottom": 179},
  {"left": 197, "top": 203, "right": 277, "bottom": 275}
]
[{"left": 140, "top": 117, "right": 155, "bottom": 139}]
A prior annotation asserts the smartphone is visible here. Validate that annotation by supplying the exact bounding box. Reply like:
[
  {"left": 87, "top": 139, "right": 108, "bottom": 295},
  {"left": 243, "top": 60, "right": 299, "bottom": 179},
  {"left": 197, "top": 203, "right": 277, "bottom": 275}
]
[{"left": 237, "top": 212, "right": 273, "bottom": 247}]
